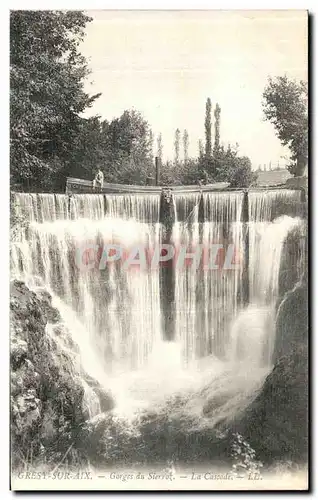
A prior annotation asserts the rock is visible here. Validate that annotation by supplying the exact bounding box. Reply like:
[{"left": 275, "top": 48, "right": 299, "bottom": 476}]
[
  {"left": 236, "top": 344, "right": 308, "bottom": 465},
  {"left": 10, "top": 280, "right": 93, "bottom": 468},
  {"left": 275, "top": 220, "right": 308, "bottom": 364},
  {"left": 10, "top": 280, "right": 46, "bottom": 331},
  {"left": 10, "top": 279, "right": 116, "bottom": 470},
  {"left": 274, "top": 281, "right": 308, "bottom": 363},
  {"left": 83, "top": 372, "right": 114, "bottom": 413},
  {"left": 93, "top": 386, "right": 114, "bottom": 413},
  {"left": 34, "top": 288, "right": 62, "bottom": 323},
  {"left": 11, "top": 389, "right": 41, "bottom": 439},
  {"left": 278, "top": 224, "right": 306, "bottom": 302},
  {"left": 231, "top": 229, "right": 308, "bottom": 467},
  {"left": 78, "top": 413, "right": 114, "bottom": 463},
  {"left": 11, "top": 337, "right": 28, "bottom": 370}
]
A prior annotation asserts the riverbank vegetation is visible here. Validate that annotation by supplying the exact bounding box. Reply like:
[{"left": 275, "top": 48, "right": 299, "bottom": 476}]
[
  {"left": 10, "top": 10, "right": 308, "bottom": 480},
  {"left": 11, "top": 10, "right": 262, "bottom": 192}
]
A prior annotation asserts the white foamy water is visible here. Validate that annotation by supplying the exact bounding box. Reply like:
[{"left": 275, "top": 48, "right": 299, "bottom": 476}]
[{"left": 11, "top": 189, "right": 303, "bottom": 422}]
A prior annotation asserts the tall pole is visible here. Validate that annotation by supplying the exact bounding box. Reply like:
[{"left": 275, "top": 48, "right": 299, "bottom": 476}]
[
  {"left": 159, "top": 189, "right": 175, "bottom": 341},
  {"left": 155, "top": 157, "right": 160, "bottom": 186}
]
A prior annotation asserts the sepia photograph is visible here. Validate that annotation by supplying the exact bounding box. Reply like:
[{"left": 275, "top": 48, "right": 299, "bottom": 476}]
[{"left": 9, "top": 9, "right": 308, "bottom": 491}]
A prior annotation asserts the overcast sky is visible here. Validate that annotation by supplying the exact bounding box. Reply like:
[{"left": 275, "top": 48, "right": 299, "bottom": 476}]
[{"left": 80, "top": 10, "right": 307, "bottom": 169}]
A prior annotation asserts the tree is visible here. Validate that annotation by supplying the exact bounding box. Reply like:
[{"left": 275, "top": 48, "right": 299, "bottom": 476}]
[
  {"left": 10, "top": 10, "right": 100, "bottom": 191},
  {"left": 67, "top": 116, "right": 108, "bottom": 181},
  {"left": 183, "top": 129, "right": 189, "bottom": 163},
  {"left": 101, "top": 109, "right": 154, "bottom": 184},
  {"left": 262, "top": 76, "right": 308, "bottom": 176},
  {"left": 149, "top": 130, "right": 154, "bottom": 163},
  {"left": 174, "top": 128, "right": 180, "bottom": 165},
  {"left": 197, "top": 137, "right": 255, "bottom": 187},
  {"left": 214, "top": 103, "right": 221, "bottom": 153},
  {"left": 198, "top": 139, "right": 204, "bottom": 158},
  {"left": 160, "top": 157, "right": 201, "bottom": 186},
  {"left": 157, "top": 133, "right": 163, "bottom": 163},
  {"left": 205, "top": 97, "right": 212, "bottom": 158},
  {"left": 227, "top": 155, "right": 257, "bottom": 188},
  {"left": 160, "top": 160, "right": 177, "bottom": 185}
]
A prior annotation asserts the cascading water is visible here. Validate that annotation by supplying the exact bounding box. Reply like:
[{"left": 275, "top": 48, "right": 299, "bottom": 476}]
[
  {"left": 11, "top": 188, "right": 304, "bottom": 424},
  {"left": 248, "top": 189, "right": 302, "bottom": 303},
  {"left": 55, "top": 194, "right": 69, "bottom": 220},
  {"left": 70, "top": 194, "right": 105, "bottom": 220},
  {"left": 173, "top": 192, "right": 243, "bottom": 362},
  {"left": 11, "top": 193, "right": 162, "bottom": 382},
  {"left": 173, "top": 192, "right": 201, "bottom": 363},
  {"left": 201, "top": 192, "right": 243, "bottom": 357},
  {"left": 106, "top": 193, "right": 160, "bottom": 222},
  {"left": 230, "top": 189, "right": 303, "bottom": 367},
  {"left": 14, "top": 192, "right": 39, "bottom": 221}
]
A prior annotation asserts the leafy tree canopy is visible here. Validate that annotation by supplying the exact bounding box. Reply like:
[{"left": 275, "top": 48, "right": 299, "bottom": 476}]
[
  {"left": 262, "top": 76, "right": 308, "bottom": 176},
  {"left": 10, "top": 10, "right": 100, "bottom": 191},
  {"left": 10, "top": 11, "right": 256, "bottom": 191}
]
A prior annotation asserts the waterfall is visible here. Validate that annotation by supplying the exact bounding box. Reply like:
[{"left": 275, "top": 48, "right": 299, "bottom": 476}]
[
  {"left": 11, "top": 192, "right": 162, "bottom": 381},
  {"left": 248, "top": 189, "right": 302, "bottom": 303},
  {"left": 14, "top": 193, "right": 39, "bottom": 221},
  {"left": 201, "top": 192, "right": 244, "bottom": 357},
  {"left": 173, "top": 192, "right": 243, "bottom": 362},
  {"left": 12, "top": 192, "right": 160, "bottom": 224},
  {"left": 37, "top": 194, "right": 58, "bottom": 222},
  {"left": 173, "top": 192, "right": 200, "bottom": 222},
  {"left": 230, "top": 189, "right": 303, "bottom": 367},
  {"left": 14, "top": 193, "right": 65, "bottom": 222},
  {"left": 70, "top": 194, "right": 105, "bottom": 220},
  {"left": 173, "top": 193, "right": 201, "bottom": 363},
  {"left": 11, "top": 188, "right": 304, "bottom": 417},
  {"left": 106, "top": 193, "right": 160, "bottom": 222},
  {"left": 248, "top": 189, "right": 301, "bottom": 222},
  {"left": 55, "top": 194, "right": 69, "bottom": 220}
]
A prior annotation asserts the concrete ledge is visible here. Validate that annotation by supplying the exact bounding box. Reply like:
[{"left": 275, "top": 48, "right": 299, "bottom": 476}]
[{"left": 65, "top": 177, "right": 232, "bottom": 194}]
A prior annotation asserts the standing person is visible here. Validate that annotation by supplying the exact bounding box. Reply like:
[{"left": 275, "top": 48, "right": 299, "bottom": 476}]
[{"left": 93, "top": 169, "right": 104, "bottom": 192}]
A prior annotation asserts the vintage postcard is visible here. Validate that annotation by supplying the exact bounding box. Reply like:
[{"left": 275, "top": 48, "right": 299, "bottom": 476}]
[{"left": 10, "top": 9, "right": 308, "bottom": 491}]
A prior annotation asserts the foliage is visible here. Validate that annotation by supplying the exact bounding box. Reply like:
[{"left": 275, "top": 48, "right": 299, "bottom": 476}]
[
  {"left": 159, "top": 145, "right": 255, "bottom": 188},
  {"left": 205, "top": 97, "right": 212, "bottom": 158},
  {"left": 160, "top": 158, "right": 201, "bottom": 186},
  {"left": 160, "top": 97, "right": 255, "bottom": 188},
  {"left": 197, "top": 143, "right": 256, "bottom": 188},
  {"left": 149, "top": 130, "right": 154, "bottom": 164},
  {"left": 198, "top": 139, "right": 204, "bottom": 159},
  {"left": 226, "top": 156, "right": 257, "bottom": 188},
  {"left": 174, "top": 128, "right": 181, "bottom": 165},
  {"left": 11, "top": 11, "right": 255, "bottom": 190},
  {"left": 100, "top": 110, "right": 154, "bottom": 184},
  {"left": 231, "top": 433, "right": 263, "bottom": 478},
  {"left": 157, "top": 133, "right": 163, "bottom": 162},
  {"left": 66, "top": 116, "right": 105, "bottom": 181},
  {"left": 213, "top": 103, "right": 221, "bottom": 153},
  {"left": 65, "top": 109, "right": 154, "bottom": 185},
  {"left": 262, "top": 76, "right": 308, "bottom": 176},
  {"left": 183, "top": 129, "right": 189, "bottom": 162},
  {"left": 10, "top": 10, "right": 100, "bottom": 191}
]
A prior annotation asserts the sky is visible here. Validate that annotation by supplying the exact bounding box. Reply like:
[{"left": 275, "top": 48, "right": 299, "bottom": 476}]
[{"left": 80, "top": 10, "right": 308, "bottom": 169}]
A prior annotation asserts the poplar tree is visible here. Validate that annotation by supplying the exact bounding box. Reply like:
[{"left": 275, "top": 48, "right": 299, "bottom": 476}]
[
  {"left": 174, "top": 128, "right": 180, "bottom": 165},
  {"left": 205, "top": 98, "right": 212, "bottom": 158},
  {"left": 183, "top": 129, "right": 189, "bottom": 162},
  {"left": 214, "top": 103, "right": 221, "bottom": 153}
]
